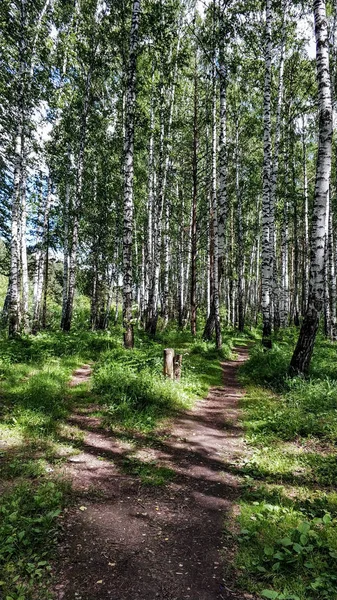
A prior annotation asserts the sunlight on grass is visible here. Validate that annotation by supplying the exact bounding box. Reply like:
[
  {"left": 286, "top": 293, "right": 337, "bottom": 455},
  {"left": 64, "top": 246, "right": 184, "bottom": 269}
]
[
  {"left": 92, "top": 332, "right": 232, "bottom": 433},
  {"left": 233, "top": 332, "right": 337, "bottom": 600}
]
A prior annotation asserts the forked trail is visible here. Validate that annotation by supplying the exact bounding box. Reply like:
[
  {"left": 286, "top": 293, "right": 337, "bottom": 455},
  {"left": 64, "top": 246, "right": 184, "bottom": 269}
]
[{"left": 54, "top": 348, "right": 250, "bottom": 600}]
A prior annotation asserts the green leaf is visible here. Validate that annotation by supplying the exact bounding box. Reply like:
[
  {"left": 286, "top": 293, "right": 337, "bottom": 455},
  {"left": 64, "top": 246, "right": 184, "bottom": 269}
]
[
  {"left": 264, "top": 545, "right": 274, "bottom": 556},
  {"left": 323, "top": 514, "right": 331, "bottom": 524},
  {"left": 280, "top": 537, "right": 292, "bottom": 546},
  {"left": 261, "top": 591, "right": 279, "bottom": 599},
  {"left": 297, "top": 522, "right": 310, "bottom": 535},
  {"left": 293, "top": 543, "right": 303, "bottom": 553}
]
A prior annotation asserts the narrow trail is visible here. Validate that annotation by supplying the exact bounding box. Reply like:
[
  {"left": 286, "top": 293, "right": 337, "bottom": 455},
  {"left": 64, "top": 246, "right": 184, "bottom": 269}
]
[{"left": 55, "top": 348, "right": 250, "bottom": 600}]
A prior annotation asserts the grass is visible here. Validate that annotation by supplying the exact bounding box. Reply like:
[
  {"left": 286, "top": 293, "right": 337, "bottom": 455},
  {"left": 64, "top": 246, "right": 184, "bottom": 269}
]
[
  {"left": 0, "top": 325, "right": 115, "bottom": 599},
  {"left": 0, "top": 313, "right": 237, "bottom": 598},
  {"left": 233, "top": 330, "right": 337, "bottom": 600},
  {"left": 0, "top": 479, "right": 71, "bottom": 600},
  {"left": 92, "top": 328, "right": 234, "bottom": 433},
  {"left": 121, "top": 457, "right": 175, "bottom": 486}
]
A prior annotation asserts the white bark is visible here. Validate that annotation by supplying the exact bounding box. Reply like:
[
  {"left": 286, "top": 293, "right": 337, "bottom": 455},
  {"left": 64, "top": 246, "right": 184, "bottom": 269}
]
[
  {"left": 290, "top": 0, "right": 333, "bottom": 373},
  {"left": 212, "top": 62, "right": 221, "bottom": 348},
  {"left": 261, "top": 0, "right": 273, "bottom": 346},
  {"left": 271, "top": 2, "right": 287, "bottom": 328},
  {"left": 218, "top": 3, "right": 227, "bottom": 277},
  {"left": 123, "top": 0, "right": 141, "bottom": 347},
  {"left": 9, "top": 140, "right": 21, "bottom": 337},
  {"left": 32, "top": 178, "right": 52, "bottom": 332}
]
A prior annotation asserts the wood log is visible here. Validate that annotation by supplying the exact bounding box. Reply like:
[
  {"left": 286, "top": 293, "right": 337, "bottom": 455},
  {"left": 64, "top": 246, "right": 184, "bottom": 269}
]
[
  {"left": 173, "top": 353, "right": 182, "bottom": 380},
  {"left": 163, "top": 348, "right": 174, "bottom": 379}
]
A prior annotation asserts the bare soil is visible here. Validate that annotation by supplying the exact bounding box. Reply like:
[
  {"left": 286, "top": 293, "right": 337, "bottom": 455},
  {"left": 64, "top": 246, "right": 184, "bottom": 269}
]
[{"left": 54, "top": 348, "right": 250, "bottom": 600}]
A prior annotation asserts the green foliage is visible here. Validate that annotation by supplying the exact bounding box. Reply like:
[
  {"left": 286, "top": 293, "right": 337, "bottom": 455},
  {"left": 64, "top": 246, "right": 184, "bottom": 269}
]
[
  {"left": 234, "top": 334, "right": 337, "bottom": 599},
  {"left": 0, "top": 480, "right": 69, "bottom": 599},
  {"left": 0, "top": 328, "right": 115, "bottom": 366},
  {"left": 93, "top": 330, "right": 230, "bottom": 432},
  {"left": 237, "top": 501, "right": 337, "bottom": 599},
  {"left": 239, "top": 338, "right": 337, "bottom": 443}
]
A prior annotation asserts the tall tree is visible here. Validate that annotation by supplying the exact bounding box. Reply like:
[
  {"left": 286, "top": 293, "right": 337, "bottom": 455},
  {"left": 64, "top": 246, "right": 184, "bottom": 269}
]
[
  {"left": 290, "top": 0, "right": 333, "bottom": 374},
  {"left": 123, "top": 0, "right": 141, "bottom": 348},
  {"left": 261, "top": 0, "right": 273, "bottom": 348}
]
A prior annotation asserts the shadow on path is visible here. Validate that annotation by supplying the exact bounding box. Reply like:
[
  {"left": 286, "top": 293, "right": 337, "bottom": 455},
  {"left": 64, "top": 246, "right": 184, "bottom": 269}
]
[{"left": 54, "top": 348, "right": 252, "bottom": 600}]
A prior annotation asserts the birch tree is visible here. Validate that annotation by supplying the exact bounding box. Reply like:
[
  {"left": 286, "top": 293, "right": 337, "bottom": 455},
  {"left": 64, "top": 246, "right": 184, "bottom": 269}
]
[
  {"left": 261, "top": 0, "right": 273, "bottom": 348},
  {"left": 123, "top": 0, "right": 141, "bottom": 348},
  {"left": 290, "top": 0, "right": 333, "bottom": 374}
]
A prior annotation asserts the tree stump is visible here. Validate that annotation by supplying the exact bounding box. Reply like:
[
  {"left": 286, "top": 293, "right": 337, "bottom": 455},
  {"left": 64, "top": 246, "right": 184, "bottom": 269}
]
[
  {"left": 163, "top": 348, "right": 174, "bottom": 379},
  {"left": 173, "top": 354, "right": 182, "bottom": 380}
]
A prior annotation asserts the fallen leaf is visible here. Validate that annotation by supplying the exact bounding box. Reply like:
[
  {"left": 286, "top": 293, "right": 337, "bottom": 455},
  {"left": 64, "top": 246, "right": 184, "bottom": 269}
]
[
  {"left": 96, "top": 580, "right": 103, "bottom": 584},
  {"left": 108, "top": 563, "right": 116, "bottom": 567},
  {"left": 79, "top": 506, "right": 87, "bottom": 511}
]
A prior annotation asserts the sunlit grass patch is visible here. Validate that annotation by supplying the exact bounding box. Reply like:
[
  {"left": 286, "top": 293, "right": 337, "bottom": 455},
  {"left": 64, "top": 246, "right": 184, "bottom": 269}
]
[
  {"left": 121, "top": 456, "right": 175, "bottom": 486},
  {"left": 234, "top": 335, "right": 337, "bottom": 600},
  {"left": 93, "top": 332, "right": 232, "bottom": 433}
]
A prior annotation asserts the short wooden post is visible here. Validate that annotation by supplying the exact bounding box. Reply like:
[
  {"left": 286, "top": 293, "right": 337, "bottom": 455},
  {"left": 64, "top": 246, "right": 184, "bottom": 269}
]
[
  {"left": 173, "top": 354, "right": 182, "bottom": 381},
  {"left": 163, "top": 348, "right": 174, "bottom": 379}
]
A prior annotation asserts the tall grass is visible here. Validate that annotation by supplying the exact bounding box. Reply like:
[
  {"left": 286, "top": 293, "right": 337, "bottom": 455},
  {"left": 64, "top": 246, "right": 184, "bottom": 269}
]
[{"left": 234, "top": 333, "right": 337, "bottom": 600}]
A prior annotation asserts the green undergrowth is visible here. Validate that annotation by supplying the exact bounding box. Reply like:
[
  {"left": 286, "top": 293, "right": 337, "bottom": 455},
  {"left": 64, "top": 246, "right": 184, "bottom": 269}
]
[
  {"left": 93, "top": 328, "right": 234, "bottom": 432},
  {"left": 0, "top": 479, "right": 71, "bottom": 599},
  {"left": 233, "top": 331, "right": 337, "bottom": 600},
  {"left": 0, "top": 320, "right": 237, "bottom": 598},
  {"left": 0, "top": 328, "right": 113, "bottom": 599}
]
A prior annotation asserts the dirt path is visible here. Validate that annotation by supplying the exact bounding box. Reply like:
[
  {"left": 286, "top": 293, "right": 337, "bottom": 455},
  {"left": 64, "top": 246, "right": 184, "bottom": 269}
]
[{"left": 54, "top": 348, "right": 249, "bottom": 600}]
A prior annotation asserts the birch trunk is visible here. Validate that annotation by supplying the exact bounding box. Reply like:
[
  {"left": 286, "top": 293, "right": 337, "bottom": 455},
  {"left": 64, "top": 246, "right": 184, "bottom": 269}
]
[
  {"left": 32, "top": 179, "right": 52, "bottom": 333},
  {"left": 62, "top": 69, "right": 91, "bottom": 331},
  {"left": 292, "top": 151, "right": 300, "bottom": 326},
  {"left": 236, "top": 123, "right": 244, "bottom": 332},
  {"left": 146, "top": 101, "right": 164, "bottom": 335},
  {"left": 162, "top": 197, "right": 170, "bottom": 327},
  {"left": 218, "top": 1, "right": 227, "bottom": 285},
  {"left": 41, "top": 214, "right": 49, "bottom": 329},
  {"left": 8, "top": 143, "right": 21, "bottom": 337},
  {"left": 211, "top": 59, "right": 221, "bottom": 348},
  {"left": 261, "top": 0, "right": 273, "bottom": 347},
  {"left": 20, "top": 164, "right": 29, "bottom": 332},
  {"left": 144, "top": 91, "right": 154, "bottom": 324},
  {"left": 290, "top": 0, "right": 333, "bottom": 374},
  {"left": 8, "top": 0, "right": 52, "bottom": 337},
  {"left": 301, "top": 117, "right": 310, "bottom": 315},
  {"left": 327, "top": 196, "right": 337, "bottom": 338},
  {"left": 190, "top": 52, "right": 198, "bottom": 335},
  {"left": 123, "top": 0, "right": 140, "bottom": 347},
  {"left": 271, "top": 3, "right": 287, "bottom": 330},
  {"left": 61, "top": 183, "right": 70, "bottom": 330}
]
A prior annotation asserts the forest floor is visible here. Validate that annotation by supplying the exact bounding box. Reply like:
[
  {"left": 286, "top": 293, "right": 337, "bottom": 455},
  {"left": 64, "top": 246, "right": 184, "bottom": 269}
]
[
  {"left": 2, "top": 328, "right": 337, "bottom": 600},
  {"left": 54, "top": 347, "right": 250, "bottom": 600}
]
